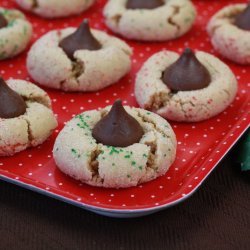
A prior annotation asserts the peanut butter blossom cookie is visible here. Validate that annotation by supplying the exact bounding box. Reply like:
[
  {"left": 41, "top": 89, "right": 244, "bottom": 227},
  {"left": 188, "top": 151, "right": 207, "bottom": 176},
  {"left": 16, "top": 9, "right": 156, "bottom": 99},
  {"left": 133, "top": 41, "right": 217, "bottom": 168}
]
[
  {"left": 135, "top": 49, "right": 238, "bottom": 122},
  {"left": 53, "top": 100, "right": 177, "bottom": 188},
  {"left": 103, "top": 0, "right": 196, "bottom": 41},
  {"left": 0, "top": 78, "right": 58, "bottom": 156},
  {"left": 0, "top": 8, "right": 32, "bottom": 60},
  {"left": 15, "top": 0, "right": 95, "bottom": 19},
  {"left": 207, "top": 3, "right": 250, "bottom": 65},
  {"left": 27, "top": 20, "right": 132, "bottom": 92}
]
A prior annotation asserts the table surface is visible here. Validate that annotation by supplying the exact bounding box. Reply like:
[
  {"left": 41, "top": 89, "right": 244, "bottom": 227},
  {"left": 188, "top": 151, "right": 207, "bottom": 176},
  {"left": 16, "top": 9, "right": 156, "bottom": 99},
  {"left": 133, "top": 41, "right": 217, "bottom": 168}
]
[{"left": 0, "top": 133, "right": 249, "bottom": 250}]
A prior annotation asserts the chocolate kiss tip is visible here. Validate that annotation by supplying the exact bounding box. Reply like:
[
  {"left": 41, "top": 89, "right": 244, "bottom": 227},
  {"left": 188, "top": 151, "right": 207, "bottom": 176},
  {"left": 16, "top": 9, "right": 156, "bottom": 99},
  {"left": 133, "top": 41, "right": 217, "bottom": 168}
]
[
  {"left": 0, "top": 13, "right": 8, "bottom": 29},
  {"left": 162, "top": 48, "right": 211, "bottom": 92},
  {"left": 126, "top": 0, "right": 164, "bottom": 10},
  {"left": 0, "top": 78, "right": 26, "bottom": 119},
  {"left": 92, "top": 100, "right": 144, "bottom": 147},
  {"left": 235, "top": 4, "right": 250, "bottom": 31},
  {"left": 59, "top": 19, "right": 101, "bottom": 60}
]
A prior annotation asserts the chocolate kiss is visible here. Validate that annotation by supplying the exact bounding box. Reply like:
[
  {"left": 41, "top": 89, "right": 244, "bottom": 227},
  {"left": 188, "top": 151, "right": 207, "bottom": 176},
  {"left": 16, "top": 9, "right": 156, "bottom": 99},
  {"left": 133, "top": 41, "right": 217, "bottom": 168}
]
[
  {"left": 59, "top": 19, "right": 102, "bottom": 60},
  {"left": 0, "top": 13, "right": 8, "bottom": 29},
  {"left": 235, "top": 4, "right": 250, "bottom": 31},
  {"left": 162, "top": 48, "right": 211, "bottom": 92},
  {"left": 126, "top": 0, "right": 164, "bottom": 9},
  {"left": 92, "top": 100, "right": 144, "bottom": 147},
  {"left": 0, "top": 78, "right": 26, "bottom": 119}
]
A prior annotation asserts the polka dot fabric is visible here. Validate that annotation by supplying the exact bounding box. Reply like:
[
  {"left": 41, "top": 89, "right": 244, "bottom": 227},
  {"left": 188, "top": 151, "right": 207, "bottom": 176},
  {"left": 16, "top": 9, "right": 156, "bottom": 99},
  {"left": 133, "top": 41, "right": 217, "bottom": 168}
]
[{"left": 0, "top": 0, "right": 249, "bottom": 215}]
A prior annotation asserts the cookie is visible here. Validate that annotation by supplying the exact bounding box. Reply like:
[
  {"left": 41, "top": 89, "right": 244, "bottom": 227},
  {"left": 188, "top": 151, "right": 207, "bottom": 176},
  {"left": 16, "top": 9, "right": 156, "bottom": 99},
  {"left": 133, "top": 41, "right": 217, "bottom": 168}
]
[
  {"left": 27, "top": 20, "right": 132, "bottom": 92},
  {"left": 207, "top": 4, "right": 250, "bottom": 65},
  {"left": 135, "top": 49, "right": 238, "bottom": 122},
  {"left": 53, "top": 100, "right": 176, "bottom": 189},
  {"left": 0, "top": 8, "right": 32, "bottom": 60},
  {"left": 0, "top": 78, "right": 58, "bottom": 156},
  {"left": 103, "top": 0, "right": 196, "bottom": 41},
  {"left": 15, "top": 0, "right": 95, "bottom": 19}
]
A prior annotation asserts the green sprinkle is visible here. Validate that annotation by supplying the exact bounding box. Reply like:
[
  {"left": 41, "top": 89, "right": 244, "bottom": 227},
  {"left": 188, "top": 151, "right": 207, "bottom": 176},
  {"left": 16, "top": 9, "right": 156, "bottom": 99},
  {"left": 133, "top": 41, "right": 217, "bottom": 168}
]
[
  {"left": 127, "top": 175, "right": 131, "bottom": 178},
  {"left": 124, "top": 155, "right": 130, "bottom": 159},
  {"left": 131, "top": 161, "right": 136, "bottom": 166},
  {"left": 2, "top": 9, "right": 10, "bottom": 15},
  {"left": 71, "top": 148, "right": 81, "bottom": 158},
  {"left": 76, "top": 114, "right": 90, "bottom": 129},
  {"left": 147, "top": 112, "right": 151, "bottom": 115},
  {"left": 23, "top": 26, "right": 27, "bottom": 35},
  {"left": 11, "top": 45, "right": 18, "bottom": 53},
  {"left": 143, "top": 153, "right": 147, "bottom": 158},
  {"left": 139, "top": 166, "right": 143, "bottom": 170},
  {"left": 109, "top": 147, "right": 119, "bottom": 155},
  {"left": 7, "top": 20, "right": 16, "bottom": 27},
  {"left": 112, "top": 163, "right": 115, "bottom": 166}
]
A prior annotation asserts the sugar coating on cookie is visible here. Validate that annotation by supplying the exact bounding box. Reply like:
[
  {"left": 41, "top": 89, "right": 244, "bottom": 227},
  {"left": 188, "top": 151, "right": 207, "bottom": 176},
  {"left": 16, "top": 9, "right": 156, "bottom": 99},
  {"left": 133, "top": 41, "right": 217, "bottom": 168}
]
[
  {"left": 15, "top": 0, "right": 95, "bottom": 18},
  {"left": 0, "top": 8, "right": 32, "bottom": 60},
  {"left": 0, "top": 79, "right": 58, "bottom": 156},
  {"left": 135, "top": 50, "right": 238, "bottom": 122},
  {"left": 103, "top": 0, "right": 196, "bottom": 41},
  {"left": 207, "top": 4, "right": 250, "bottom": 65},
  {"left": 53, "top": 107, "right": 176, "bottom": 188},
  {"left": 27, "top": 27, "right": 132, "bottom": 92}
]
